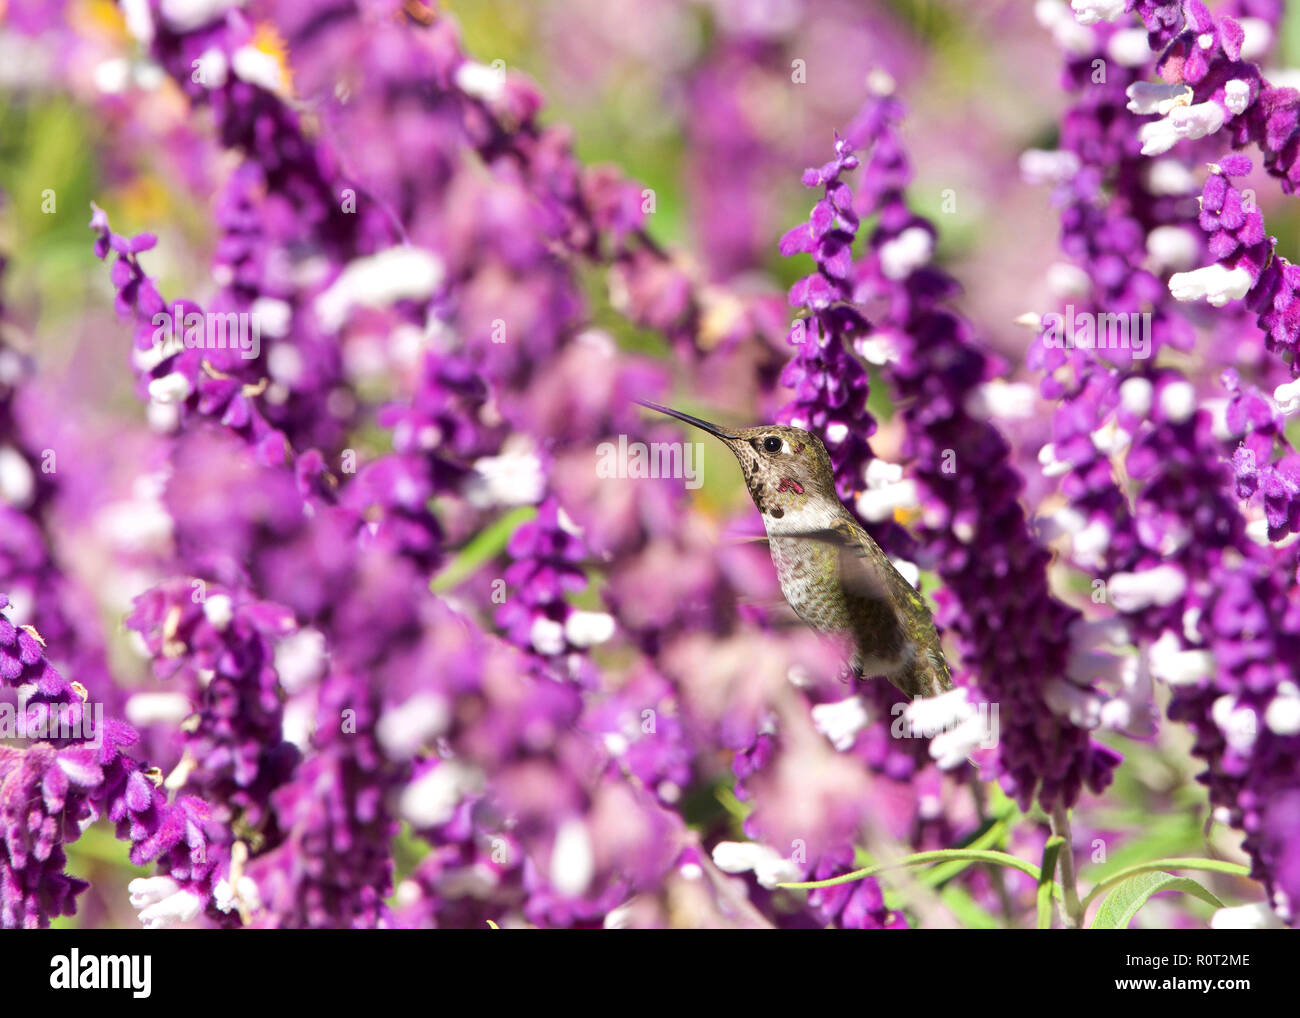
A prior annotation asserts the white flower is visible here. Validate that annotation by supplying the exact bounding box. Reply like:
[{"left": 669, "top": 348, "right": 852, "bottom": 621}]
[
  {"left": 856, "top": 458, "right": 917, "bottom": 522},
  {"left": 1019, "top": 148, "right": 1081, "bottom": 185},
  {"left": 398, "top": 762, "right": 483, "bottom": 828},
  {"left": 1046, "top": 262, "right": 1091, "bottom": 298},
  {"left": 855, "top": 478, "right": 917, "bottom": 523},
  {"left": 1044, "top": 679, "right": 1103, "bottom": 728},
  {"left": 128, "top": 877, "right": 202, "bottom": 929},
  {"left": 124, "top": 692, "right": 192, "bottom": 726},
  {"left": 965, "top": 380, "right": 1036, "bottom": 420},
  {"left": 0, "top": 446, "right": 34, "bottom": 508},
  {"left": 1224, "top": 79, "right": 1252, "bottom": 116},
  {"left": 1035, "top": 0, "right": 1094, "bottom": 54},
  {"left": 250, "top": 296, "right": 292, "bottom": 338},
  {"left": 274, "top": 628, "right": 327, "bottom": 693},
  {"left": 1071, "top": 518, "right": 1112, "bottom": 563},
  {"left": 281, "top": 697, "right": 316, "bottom": 751},
  {"left": 891, "top": 557, "right": 920, "bottom": 588},
  {"left": 1212, "top": 695, "right": 1258, "bottom": 752},
  {"left": 854, "top": 333, "right": 900, "bottom": 365},
  {"left": 1146, "top": 225, "right": 1199, "bottom": 273},
  {"left": 1091, "top": 421, "right": 1131, "bottom": 456},
  {"left": 1038, "top": 443, "right": 1071, "bottom": 478},
  {"left": 147, "top": 371, "right": 193, "bottom": 404},
  {"left": 232, "top": 45, "right": 289, "bottom": 97},
  {"left": 1148, "top": 632, "right": 1215, "bottom": 686},
  {"left": 1168, "top": 264, "right": 1254, "bottom": 307},
  {"left": 1118, "top": 376, "right": 1153, "bottom": 416},
  {"left": 1070, "top": 0, "right": 1126, "bottom": 25},
  {"left": 95, "top": 492, "right": 173, "bottom": 554},
  {"left": 214, "top": 875, "right": 261, "bottom": 916},
  {"left": 1107, "top": 28, "right": 1153, "bottom": 66},
  {"left": 1211, "top": 902, "right": 1284, "bottom": 929},
  {"left": 1158, "top": 380, "right": 1197, "bottom": 424},
  {"left": 908, "top": 689, "right": 992, "bottom": 768},
  {"left": 711, "top": 841, "right": 801, "bottom": 889},
  {"left": 192, "top": 47, "right": 228, "bottom": 89},
  {"left": 1108, "top": 565, "right": 1187, "bottom": 611},
  {"left": 1138, "top": 101, "right": 1226, "bottom": 155},
  {"left": 1145, "top": 158, "right": 1200, "bottom": 196},
  {"left": 377, "top": 693, "right": 451, "bottom": 759},
  {"left": 465, "top": 447, "right": 545, "bottom": 508},
  {"left": 878, "top": 226, "right": 933, "bottom": 280},
  {"left": 93, "top": 58, "right": 132, "bottom": 95},
  {"left": 121, "top": 0, "right": 155, "bottom": 43},
  {"left": 454, "top": 61, "right": 507, "bottom": 104},
  {"left": 159, "top": 0, "right": 241, "bottom": 33},
  {"left": 564, "top": 610, "right": 615, "bottom": 648},
  {"left": 202, "top": 593, "right": 233, "bottom": 631},
  {"left": 865, "top": 458, "right": 902, "bottom": 487},
  {"left": 1265, "top": 684, "right": 1300, "bottom": 735},
  {"left": 529, "top": 617, "right": 566, "bottom": 656},
  {"left": 810, "top": 696, "right": 870, "bottom": 751},
  {"left": 550, "top": 818, "right": 595, "bottom": 897},
  {"left": 1126, "top": 82, "right": 1193, "bottom": 116},
  {"left": 905, "top": 687, "right": 970, "bottom": 733},
  {"left": 314, "top": 247, "right": 445, "bottom": 333},
  {"left": 1274, "top": 378, "right": 1300, "bottom": 416}
]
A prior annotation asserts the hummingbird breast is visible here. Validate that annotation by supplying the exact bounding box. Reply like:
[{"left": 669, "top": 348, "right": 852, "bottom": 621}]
[
  {"left": 767, "top": 534, "right": 853, "bottom": 634},
  {"left": 765, "top": 521, "right": 914, "bottom": 681}
]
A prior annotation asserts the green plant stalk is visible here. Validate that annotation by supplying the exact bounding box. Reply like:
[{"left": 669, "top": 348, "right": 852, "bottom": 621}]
[
  {"left": 920, "top": 815, "right": 1011, "bottom": 887},
  {"left": 778, "top": 848, "right": 1042, "bottom": 890},
  {"left": 1038, "top": 835, "right": 1064, "bottom": 930},
  {"left": 1052, "top": 804, "right": 1085, "bottom": 928}
]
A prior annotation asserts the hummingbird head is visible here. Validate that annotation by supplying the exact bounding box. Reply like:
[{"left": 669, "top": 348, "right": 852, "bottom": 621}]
[{"left": 635, "top": 400, "right": 841, "bottom": 531}]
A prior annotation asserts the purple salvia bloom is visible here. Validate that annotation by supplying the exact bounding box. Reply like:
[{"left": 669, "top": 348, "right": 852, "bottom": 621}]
[
  {"left": 125, "top": 580, "right": 300, "bottom": 842},
  {"left": 843, "top": 87, "right": 1122, "bottom": 809}
]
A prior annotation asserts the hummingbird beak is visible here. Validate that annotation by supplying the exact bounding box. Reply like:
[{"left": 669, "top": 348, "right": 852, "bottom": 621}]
[{"left": 634, "top": 400, "right": 737, "bottom": 441}]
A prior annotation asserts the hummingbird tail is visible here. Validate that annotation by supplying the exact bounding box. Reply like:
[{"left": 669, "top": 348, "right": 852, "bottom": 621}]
[{"left": 899, "top": 648, "right": 952, "bottom": 700}]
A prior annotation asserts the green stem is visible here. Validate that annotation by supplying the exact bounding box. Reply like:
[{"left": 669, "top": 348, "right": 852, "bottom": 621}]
[
  {"left": 778, "top": 848, "right": 1042, "bottom": 890},
  {"left": 1038, "top": 835, "right": 1065, "bottom": 930},
  {"left": 919, "top": 815, "right": 1010, "bottom": 887},
  {"left": 1051, "top": 804, "right": 1085, "bottom": 929},
  {"left": 1080, "top": 858, "right": 1251, "bottom": 912}
]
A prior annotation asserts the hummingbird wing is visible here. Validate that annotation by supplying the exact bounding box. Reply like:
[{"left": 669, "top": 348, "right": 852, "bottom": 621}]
[
  {"left": 790, "top": 518, "right": 906, "bottom": 603},
  {"left": 790, "top": 518, "right": 952, "bottom": 698}
]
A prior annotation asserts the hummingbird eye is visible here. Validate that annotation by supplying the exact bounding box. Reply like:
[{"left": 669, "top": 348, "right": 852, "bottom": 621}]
[{"left": 762, "top": 436, "right": 783, "bottom": 453}]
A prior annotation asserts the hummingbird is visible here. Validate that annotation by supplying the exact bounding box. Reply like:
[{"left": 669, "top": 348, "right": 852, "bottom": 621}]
[{"left": 636, "top": 400, "right": 951, "bottom": 700}]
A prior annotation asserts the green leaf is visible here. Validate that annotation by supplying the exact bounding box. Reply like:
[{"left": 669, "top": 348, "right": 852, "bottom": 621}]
[
  {"left": 1090, "top": 872, "right": 1225, "bottom": 929},
  {"left": 1081, "top": 857, "right": 1250, "bottom": 911},
  {"left": 430, "top": 505, "right": 536, "bottom": 593},
  {"left": 1038, "top": 835, "right": 1064, "bottom": 930}
]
